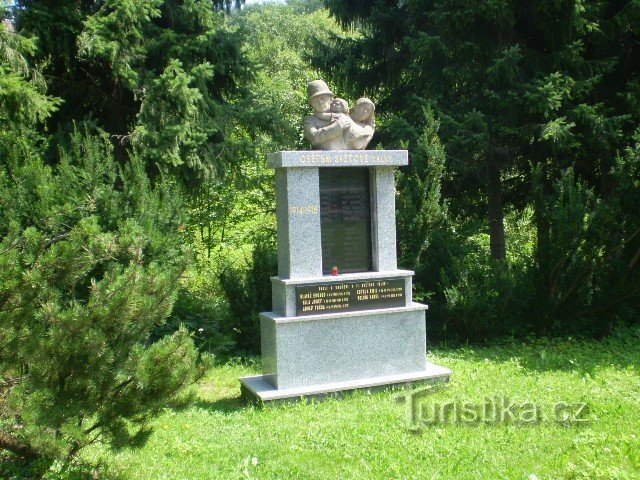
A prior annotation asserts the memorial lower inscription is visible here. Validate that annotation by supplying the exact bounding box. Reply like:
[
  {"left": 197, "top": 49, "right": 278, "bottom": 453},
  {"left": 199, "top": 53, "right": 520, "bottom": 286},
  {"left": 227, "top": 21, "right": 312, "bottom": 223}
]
[{"left": 295, "top": 278, "right": 405, "bottom": 316}]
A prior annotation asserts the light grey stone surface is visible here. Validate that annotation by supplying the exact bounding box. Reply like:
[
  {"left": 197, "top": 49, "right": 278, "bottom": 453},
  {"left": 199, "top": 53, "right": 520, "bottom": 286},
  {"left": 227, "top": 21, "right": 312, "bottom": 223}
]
[
  {"left": 270, "top": 270, "right": 414, "bottom": 317},
  {"left": 267, "top": 150, "right": 408, "bottom": 168},
  {"left": 239, "top": 363, "right": 452, "bottom": 403},
  {"left": 275, "top": 167, "right": 322, "bottom": 279},
  {"left": 371, "top": 167, "right": 398, "bottom": 271},
  {"left": 259, "top": 317, "right": 278, "bottom": 387},
  {"left": 260, "top": 303, "right": 429, "bottom": 390},
  {"left": 272, "top": 269, "right": 414, "bottom": 285}
]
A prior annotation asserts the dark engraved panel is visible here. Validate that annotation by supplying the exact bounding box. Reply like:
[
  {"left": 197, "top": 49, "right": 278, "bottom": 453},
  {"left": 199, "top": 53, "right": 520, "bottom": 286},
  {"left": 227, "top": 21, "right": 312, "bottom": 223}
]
[
  {"left": 296, "top": 278, "right": 405, "bottom": 316},
  {"left": 319, "top": 167, "right": 372, "bottom": 274}
]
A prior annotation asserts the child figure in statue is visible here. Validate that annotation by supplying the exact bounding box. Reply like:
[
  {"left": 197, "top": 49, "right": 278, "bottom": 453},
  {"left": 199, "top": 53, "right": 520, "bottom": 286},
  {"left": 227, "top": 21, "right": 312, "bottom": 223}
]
[
  {"left": 345, "top": 98, "right": 375, "bottom": 150},
  {"left": 324, "top": 97, "right": 375, "bottom": 150}
]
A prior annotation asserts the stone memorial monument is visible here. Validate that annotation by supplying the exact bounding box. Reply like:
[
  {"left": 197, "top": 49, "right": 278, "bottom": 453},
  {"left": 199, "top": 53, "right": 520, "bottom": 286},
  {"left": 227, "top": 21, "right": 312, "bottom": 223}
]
[{"left": 239, "top": 81, "right": 451, "bottom": 402}]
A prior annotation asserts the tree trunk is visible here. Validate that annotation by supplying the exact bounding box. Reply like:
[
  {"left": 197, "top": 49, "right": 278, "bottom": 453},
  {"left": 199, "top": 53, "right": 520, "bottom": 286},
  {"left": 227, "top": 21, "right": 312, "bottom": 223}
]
[
  {"left": 532, "top": 163, "right": 552, "bottom": 334},
  {"left": 0, "top": 432, "right": 38, "bottom": 460},
  {"left": 487, "top": 149, "right": 506, "bottom": 260}
]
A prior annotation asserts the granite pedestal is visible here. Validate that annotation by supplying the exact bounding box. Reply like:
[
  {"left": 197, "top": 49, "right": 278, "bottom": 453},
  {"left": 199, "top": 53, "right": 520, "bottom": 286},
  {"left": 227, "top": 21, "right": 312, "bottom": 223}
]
[{"left": 239, "top": 150, "right": 451, "bottom": 402}]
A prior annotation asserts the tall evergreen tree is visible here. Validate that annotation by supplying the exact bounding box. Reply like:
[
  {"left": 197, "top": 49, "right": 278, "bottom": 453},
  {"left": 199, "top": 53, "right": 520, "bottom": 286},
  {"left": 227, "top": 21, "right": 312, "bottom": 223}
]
[
  {"left": 320, "top": 0, "right": 639, "bottom": 261},
  {"left": 15, "top": 0, "right": 249, "bottom": 180},
  {"left": 1, "top": 13, "right": 207, "bottom": 461}
]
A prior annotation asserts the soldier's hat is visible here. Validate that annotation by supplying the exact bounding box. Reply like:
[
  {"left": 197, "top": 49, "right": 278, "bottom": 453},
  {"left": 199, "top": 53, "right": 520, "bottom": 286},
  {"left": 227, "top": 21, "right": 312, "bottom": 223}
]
[{"left": 307, "top": 80, "right": 334, "bottom": 101}]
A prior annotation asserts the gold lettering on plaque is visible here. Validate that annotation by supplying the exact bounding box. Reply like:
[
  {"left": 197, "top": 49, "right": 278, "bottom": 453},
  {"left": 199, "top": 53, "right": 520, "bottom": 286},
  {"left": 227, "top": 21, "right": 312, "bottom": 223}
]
[{"left": 289, "top": 205, "right": 319, "bottom": 215}]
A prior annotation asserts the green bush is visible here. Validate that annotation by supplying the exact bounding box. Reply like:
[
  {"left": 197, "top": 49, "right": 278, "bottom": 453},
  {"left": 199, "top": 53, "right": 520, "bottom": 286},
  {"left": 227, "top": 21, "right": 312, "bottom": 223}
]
[
  {"left": 419, "top": 211, "right": 534, "bottom": 342},
  {"left": 155, "top": 286, "right": 235, "bottom": 355},
  {"left": 427, "top": 143, "right": 640, "bottom": 342},
  {"left": 0, "top": 126, "right": 209, "bottom": 461},
  {"left": 394, "top": 106, "right": 640, "bottom": 342},
  {"left": 218, "top": 232, "right": 277, "bottom": 354},
  {"left": 440, "top": 244, "right": 533, "bottom": 340},
  {"left": 530, "top": 137, "right": 640, "bottom": 336}
]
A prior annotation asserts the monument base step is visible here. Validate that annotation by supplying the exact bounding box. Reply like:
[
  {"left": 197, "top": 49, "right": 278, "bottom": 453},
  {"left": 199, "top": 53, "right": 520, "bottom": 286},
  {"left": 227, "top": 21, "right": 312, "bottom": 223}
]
[{"left": 239, "top": 363, "right": 452, "bottom": 403}]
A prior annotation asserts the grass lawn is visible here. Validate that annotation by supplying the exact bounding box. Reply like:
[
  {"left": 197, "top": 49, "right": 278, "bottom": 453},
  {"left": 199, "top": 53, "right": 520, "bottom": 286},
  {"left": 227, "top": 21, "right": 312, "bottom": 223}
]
[{"left": 78, "top": 324, "right": 640, "bottom": 480}]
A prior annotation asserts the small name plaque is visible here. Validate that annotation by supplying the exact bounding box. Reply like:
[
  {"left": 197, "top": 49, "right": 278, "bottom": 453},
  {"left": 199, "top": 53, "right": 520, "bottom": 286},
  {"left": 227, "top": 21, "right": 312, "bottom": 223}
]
[{"left": 295, "top": 278, "right": 405, "bottom": 316}]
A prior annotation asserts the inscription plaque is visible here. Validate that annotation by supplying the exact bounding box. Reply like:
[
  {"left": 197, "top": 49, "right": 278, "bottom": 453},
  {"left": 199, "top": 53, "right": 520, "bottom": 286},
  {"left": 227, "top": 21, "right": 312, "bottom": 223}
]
[
  {"left": 296, "top": 278, "right": 405, "bottom": 316},
  {"left": 320, "top": 167, "right": 372, "bottom": 274}
]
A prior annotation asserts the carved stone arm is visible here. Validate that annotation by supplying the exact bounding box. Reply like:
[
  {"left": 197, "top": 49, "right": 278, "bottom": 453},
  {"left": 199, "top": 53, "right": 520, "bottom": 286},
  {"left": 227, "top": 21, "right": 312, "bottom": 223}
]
[
  {"left": 304, "top": 118, "right": 344, "bottom": 148},
  {"left": 345, "top": 124, "right": 374, "bottom": 150}
]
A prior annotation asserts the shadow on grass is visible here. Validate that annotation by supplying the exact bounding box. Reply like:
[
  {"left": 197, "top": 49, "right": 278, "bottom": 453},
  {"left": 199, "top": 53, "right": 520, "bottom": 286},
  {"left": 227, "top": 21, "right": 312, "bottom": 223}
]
[
  {"left": 0, "top": 449, "right": 123, "bottom": 480},
  {"left": 191, "top": 395, "right": 249, "bottom": 413},
  {"left": 438, "top": 323, "right": 640, "bottom": 377},
  {"left": 162, "top": 388, "right": 252, "bottom": 415}
]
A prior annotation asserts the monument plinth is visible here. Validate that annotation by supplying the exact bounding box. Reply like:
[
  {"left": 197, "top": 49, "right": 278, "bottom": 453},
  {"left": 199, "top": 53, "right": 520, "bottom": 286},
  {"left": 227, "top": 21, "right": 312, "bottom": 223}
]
[{"left": 239, "top": 150, "right": 452, "bottom": 402}]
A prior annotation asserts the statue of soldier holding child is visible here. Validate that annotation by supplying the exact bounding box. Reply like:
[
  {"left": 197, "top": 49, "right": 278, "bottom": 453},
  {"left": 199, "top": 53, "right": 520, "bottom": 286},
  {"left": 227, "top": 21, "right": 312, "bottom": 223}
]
[{"left": 303, "top": 80, "right": 375, "bottom": 151}]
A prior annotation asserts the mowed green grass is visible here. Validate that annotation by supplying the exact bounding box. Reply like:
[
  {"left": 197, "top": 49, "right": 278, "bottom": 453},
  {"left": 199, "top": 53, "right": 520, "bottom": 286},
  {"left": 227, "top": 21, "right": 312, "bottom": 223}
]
[{"left": 89, "top": 326, "right": 640, "bottom": 480}]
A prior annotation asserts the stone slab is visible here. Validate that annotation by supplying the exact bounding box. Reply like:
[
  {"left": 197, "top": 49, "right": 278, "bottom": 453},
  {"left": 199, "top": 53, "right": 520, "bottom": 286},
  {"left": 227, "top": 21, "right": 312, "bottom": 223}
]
[
  {"left": 275, "top": 167, "right": 322, "bottom": 279},
  {"left": 260, "top": 303, "right": 429, "bottom": 390},
  {"left": 271, "top": 270, "right": 415, "bottom": 317},
  {"left": 267, "top": 150, "right": 408, "bottom": 168},
  {"left": 272, "top": 269, "right": 415, "bottom": 285},
  {"left": 371, "top": 167, "right": 398, "bottom": 271},
  {"left": 274, "top": 157, "right": 402, "bottom": 281},
  {"left": 239, "top": 364, "right": 452, "bottom": 403},
  {"left": 319, "top": 167, "right": 372, "bottom": 274}
]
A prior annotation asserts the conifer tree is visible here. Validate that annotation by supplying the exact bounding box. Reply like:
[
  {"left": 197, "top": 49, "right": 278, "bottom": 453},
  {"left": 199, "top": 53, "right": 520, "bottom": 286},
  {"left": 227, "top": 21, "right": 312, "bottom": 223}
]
[
  {"left": 320, "top": 0, "right": 639, "bottom": 260},
  {"left": 0, "top": 14, "right": 207, "bottom": 460},
  {"left": 15, "top": 0, "right": 249, "bottom": 180}
]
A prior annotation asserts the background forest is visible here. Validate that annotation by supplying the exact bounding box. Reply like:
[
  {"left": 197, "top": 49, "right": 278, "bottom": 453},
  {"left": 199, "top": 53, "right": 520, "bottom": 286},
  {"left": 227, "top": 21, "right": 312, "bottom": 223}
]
[{"left": 1, "top": 0, "right": 639, "bottom": 471}]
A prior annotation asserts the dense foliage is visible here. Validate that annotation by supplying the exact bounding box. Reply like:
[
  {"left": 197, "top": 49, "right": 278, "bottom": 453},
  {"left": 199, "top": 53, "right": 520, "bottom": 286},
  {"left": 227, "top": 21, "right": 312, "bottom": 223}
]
[
  {"left": 0, "top": 131, "right": 208, "bottom": 460},
  {"left": 320, "top": 0, "right": 640, "bottom": 338},
  {"left": 199, "top": 4, "right": 344, "bottom": 352},
  {"left": 16, "top": 0, "right": 250, "bottom": 177},
  {"left": 0, "top": 7, "right": 207, "bottom": 463}
]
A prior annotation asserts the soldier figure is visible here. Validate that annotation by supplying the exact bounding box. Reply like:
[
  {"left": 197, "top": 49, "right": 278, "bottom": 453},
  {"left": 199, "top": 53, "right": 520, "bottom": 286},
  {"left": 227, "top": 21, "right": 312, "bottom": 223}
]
[{"left": 303, "top": 80, "right": 352, "bottom": 151}]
